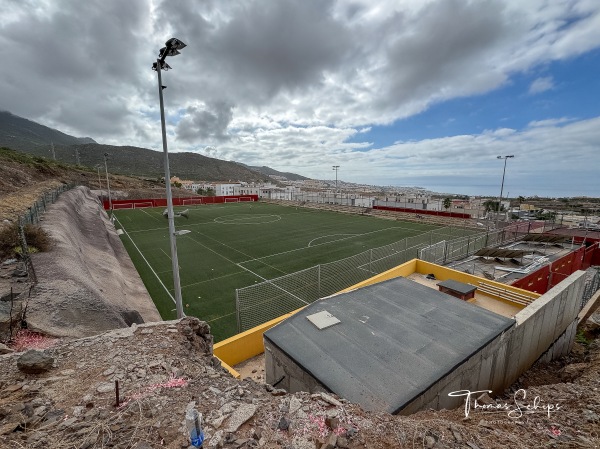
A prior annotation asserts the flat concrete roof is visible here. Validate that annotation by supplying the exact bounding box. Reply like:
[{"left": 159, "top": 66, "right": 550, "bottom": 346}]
[{"left": 264, "top": 277, "right": 514, "bottom": 414}]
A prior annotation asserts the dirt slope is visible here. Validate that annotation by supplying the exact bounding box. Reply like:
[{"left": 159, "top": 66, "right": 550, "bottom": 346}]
[
  {"left": 0, "top": 318, "right": 599, "bottom": 448},
  {"left": 24, "top": 187, "right": 161, "bottom": 337}
]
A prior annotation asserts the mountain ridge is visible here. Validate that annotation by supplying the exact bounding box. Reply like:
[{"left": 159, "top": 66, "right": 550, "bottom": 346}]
[{"left": 0, "top": 111, "right": 307, "bottom": 183}]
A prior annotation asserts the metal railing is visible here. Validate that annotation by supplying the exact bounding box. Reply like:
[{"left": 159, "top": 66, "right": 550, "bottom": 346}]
[
  {"left": 17, "top": 183, "right": 75, "bottom": 283},
  {"left": 19, "top": 183, "right": 75, "bottom": 226}
]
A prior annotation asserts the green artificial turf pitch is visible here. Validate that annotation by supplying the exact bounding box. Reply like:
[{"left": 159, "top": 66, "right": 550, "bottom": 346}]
[{"left": 114, "top": 202, "right": 441, "bottom": 341}]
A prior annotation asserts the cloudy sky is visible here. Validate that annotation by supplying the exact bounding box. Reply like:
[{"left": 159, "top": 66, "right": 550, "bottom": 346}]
[{"left": 1, "top": 0, "right": 599, "bottom": 197}]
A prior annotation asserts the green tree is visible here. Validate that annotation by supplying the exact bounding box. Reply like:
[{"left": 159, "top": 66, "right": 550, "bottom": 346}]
[
  {"left": 483, "top": 200, "right": 503, "bottom": 212},
  {"left": 442, "top": 197, "right": 451, "bottom": 210}
]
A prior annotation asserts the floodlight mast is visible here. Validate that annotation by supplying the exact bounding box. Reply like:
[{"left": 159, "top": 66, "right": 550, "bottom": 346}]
[
  {"left": 153, "top": 37, "right": 186, "bottom": 319},
  {"left": 332, "top": 165, "right": 339, "bottom": 196}
]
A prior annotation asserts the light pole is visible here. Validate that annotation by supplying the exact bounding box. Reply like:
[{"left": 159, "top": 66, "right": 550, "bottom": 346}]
[
  {"left": 332, "top": 165, "right": 339, "bottom": 200},
  {"left": 103, "top": 153, "right": 113, "bottom": 214},
  {"left": 152, "top": 37, "right": 187, "bottom": 319},
  {"left": 95, "top": 164, "right": 102, "bottom": 191},
  {"left": 495, "top": 155, "right": 514, "bottom": 230}
]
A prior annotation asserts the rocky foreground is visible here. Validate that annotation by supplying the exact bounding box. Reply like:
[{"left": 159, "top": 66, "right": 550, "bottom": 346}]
[{"left": 1, "top": 316, "right": 599, "bottom": 449}]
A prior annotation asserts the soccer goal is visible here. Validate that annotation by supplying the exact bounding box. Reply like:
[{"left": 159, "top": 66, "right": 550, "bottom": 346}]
[
  {"left": 112, "top": 203, "right": 134, "bottom": 210},
  {"left": 239, "top": 197, "right": 254, "bottom": 202},
  {"left": 133, "top": 202, "right": 154, "bottom": 209},
  {"left": 224, "top": 198, "right": 240, "bottom": 203},
  {"left": 182, "top": 198, "right": 204, "bottom": 206}
]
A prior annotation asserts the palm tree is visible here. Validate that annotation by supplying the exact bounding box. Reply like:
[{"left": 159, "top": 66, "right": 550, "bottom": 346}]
[{"left": 442, "top": 197, "right": 451, "bottom": 210}]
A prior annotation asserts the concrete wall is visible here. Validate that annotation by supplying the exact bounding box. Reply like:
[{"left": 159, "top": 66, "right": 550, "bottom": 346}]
[
  {"left": 264, "top": 338, "right": 329, "bottom": 394},
  {"left": 213, "top": 309, "right": 302, "bottom": 376},
  {"left": 401, "top": 270, "right": 587, "bottom": 414}
]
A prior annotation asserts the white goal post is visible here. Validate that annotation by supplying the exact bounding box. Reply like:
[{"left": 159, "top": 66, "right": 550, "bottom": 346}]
[
  {"left": 224, "top": 198, "right": 240, "bottom": 203},
  {"left": 112, "top": 203, "right": 134, "bottom": 210},
  {"left": 182, "top": 198, "right": 205, "bottom": 206},
  {"left": 239, "top": 197, "right": 254, "bottom": 202}
]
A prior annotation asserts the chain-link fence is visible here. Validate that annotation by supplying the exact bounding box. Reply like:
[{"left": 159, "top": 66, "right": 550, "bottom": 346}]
[
  {"left": 418, "top": 227, "right": 530, "bottom": 264},
  {"left": 581, "top": 267, "right": 600, "bottom": 309},
  {"left": 236, "top": 226, "right": 472, "bottom": 332},
  {"left": 19, "top": 184, "right": 74, "bottom": 226},
  {"left": 17, "top": 183, "right": 75, "bottom": 282}
]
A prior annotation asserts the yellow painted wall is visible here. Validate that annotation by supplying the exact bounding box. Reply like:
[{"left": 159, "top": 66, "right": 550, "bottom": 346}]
[
  {"left": 213, "top": 308, "right": 303, "bottom": 368},
  {"left": 213, "top": 258, "right": 539, "bottom": 374}
]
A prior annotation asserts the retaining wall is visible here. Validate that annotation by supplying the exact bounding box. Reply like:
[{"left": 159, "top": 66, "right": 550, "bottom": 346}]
[{"left": 401, "top": 270, "right": 587, "bottom": 414}]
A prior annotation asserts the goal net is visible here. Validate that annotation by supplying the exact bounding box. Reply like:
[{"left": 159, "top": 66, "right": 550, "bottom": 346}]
[
  {"left": 224, "top": 198, "right": 239, "bottom": 203},
  {"left": 112, "top": 203, "right": 134, "bottom": 210},
  {"left": 182, "top": 198, "right": 204, "bottom": 206},
  {"left": 239, "top": 197, "right": 254, "bottom": 202},
  {"left": 133, "top": 202, "right": 153, "bottom": 209}
]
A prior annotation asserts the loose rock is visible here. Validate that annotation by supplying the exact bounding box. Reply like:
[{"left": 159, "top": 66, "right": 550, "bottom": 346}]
[{"left": 16, "top": 350, "right": 54, "bottom": 374}]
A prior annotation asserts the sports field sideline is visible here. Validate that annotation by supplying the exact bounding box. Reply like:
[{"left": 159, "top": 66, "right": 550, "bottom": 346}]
[{"left": 114, "top": 201, "right": 441, "bottom": 341}]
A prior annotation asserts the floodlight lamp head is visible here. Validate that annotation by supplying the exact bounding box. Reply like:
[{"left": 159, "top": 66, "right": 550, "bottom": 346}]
[
  {"left": 161, "top": 47, "right": 181, "bottom": 57},
  {"left": 165, "top": 38, "right": 186, "bottom": 50},
  {"left": 152, "top": 60, "right": 172, "bottom": 71}
]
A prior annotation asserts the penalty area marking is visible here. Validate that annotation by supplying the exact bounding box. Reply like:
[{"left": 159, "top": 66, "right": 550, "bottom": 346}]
[
  {"left": 214, "top": 214, "right": 281, "bottom": 225},
  {"left": 307, "top": 234, "right": 357, "bottom": 247}
]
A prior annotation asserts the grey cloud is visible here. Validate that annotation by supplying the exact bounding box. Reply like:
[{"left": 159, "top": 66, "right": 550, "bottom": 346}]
[
  {"left": 379, "top": 0, "right": 515, "bottom": 109},
  {"left": 176, "top": 102, "right": 234, "bottom": 143},
  {"left": 0, "top": 0, "right": 150, "bottom": 136},
  {"left": 156, "top": 0, "right": 353, "bottom": 106}
]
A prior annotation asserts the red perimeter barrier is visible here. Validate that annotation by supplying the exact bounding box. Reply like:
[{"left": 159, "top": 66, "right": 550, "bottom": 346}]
[
  {"left": 102, "top": 195, "right": 258, "bottom": 210},
  {"left": 511, "top": 244, "right": 600, "bottom": 294},
  {"left": 372, "top": 205, "right": 471, "bottom": 219}
]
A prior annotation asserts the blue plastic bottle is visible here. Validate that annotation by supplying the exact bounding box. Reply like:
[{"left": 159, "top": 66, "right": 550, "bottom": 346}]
[{"left": 185, "top": 408, "right": 204, "bottom": 447}]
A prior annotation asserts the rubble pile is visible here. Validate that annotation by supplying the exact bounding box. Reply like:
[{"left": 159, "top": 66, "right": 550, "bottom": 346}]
[{"left": 1, "top": 316, "right": 599, "bottom": 448}]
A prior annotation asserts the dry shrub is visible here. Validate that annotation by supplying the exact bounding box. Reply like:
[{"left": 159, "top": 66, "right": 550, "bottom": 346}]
[
  {"left": 24, "top": 224, "right": 51, "bottom": 252},
  {"left": 0, "top": 223, "right": 19, "bottom": 260},
  {"left": 0, "top": 223, "right": 51, "bottom": 260}
]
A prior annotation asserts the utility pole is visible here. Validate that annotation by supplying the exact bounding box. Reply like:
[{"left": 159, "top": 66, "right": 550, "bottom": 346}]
[
  {"left": 103, "top": 153, "right": 113, "bottom": 214},
  {"left": 495, "top": 155, "right": 514, "bottom": 231},
  {"left": 50, "top": 142, "right": 56, "bottom": 160},
  {"left": 95, "top": 165, "right": 102, "bottom": 191}
]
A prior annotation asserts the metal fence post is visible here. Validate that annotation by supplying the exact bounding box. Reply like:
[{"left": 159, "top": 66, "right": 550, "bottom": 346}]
[
  {"left": 235, "top": 289, "right": 241, "bottom": 333},
  {"left": 317, "top": 265, "right": 321, "bottom": 298}
]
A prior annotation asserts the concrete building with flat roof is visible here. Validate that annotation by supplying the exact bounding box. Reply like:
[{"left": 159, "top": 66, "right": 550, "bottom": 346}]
[
  {"left": 264, "top": 276, "right": 514, "bottom": 413},
  {"left": 262, "top": 260, "right": 587, "bottom": 414}
]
